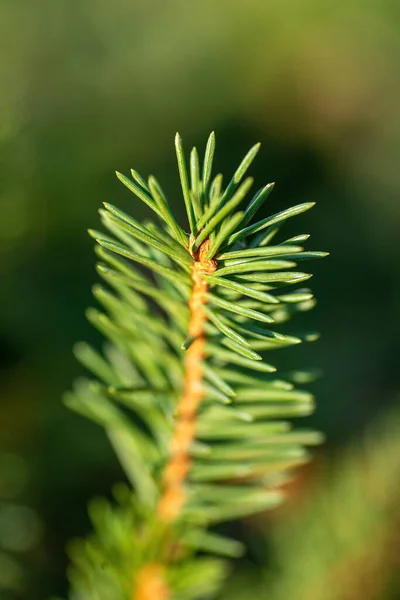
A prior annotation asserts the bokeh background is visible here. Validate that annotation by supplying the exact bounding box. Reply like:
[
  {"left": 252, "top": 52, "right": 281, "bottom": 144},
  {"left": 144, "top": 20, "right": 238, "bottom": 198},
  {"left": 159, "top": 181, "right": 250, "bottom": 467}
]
[{"left": 1, "top": 1, "right": 399, "bottom": 597}]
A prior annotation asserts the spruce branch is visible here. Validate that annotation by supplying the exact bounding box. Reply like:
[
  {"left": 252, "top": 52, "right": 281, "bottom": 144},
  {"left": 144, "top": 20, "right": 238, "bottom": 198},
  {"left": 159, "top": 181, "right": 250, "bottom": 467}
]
[{"left": 65, "top": 132, "right": 328, "bottom": 600}]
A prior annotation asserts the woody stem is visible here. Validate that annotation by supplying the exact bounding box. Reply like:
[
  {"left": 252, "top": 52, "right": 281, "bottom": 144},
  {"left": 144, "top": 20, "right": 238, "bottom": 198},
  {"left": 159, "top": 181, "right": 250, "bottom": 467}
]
[
  {"left": 134, "top": 239, "right": 216, "bottom": 600},
  {"left": 157, "top": 239, "right": 216, "bottom": 522}
]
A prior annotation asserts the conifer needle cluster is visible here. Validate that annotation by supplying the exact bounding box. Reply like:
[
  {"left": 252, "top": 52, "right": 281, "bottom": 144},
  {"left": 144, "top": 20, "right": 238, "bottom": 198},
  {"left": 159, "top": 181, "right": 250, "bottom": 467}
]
[{"left": 65, "top": 132, "right": 327, "bottom": 599}]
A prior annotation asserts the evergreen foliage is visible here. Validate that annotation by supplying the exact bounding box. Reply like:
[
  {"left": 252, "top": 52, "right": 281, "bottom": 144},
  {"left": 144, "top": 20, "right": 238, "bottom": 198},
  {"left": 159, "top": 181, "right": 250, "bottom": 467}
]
[
  {"left": 221, "top": 408, "right": 400, "bottom": 600},
  {"left": 0, "top": 454, "right": 41, "bottom": 598},
  {"left": 65, "top": 133, "right": 327, "bottom": 599}
]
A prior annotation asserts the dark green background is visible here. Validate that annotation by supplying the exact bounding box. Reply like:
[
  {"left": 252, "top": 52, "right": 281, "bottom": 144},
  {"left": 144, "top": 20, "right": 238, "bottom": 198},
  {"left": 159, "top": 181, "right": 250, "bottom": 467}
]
[{"left": 1, "top": 1, "right": 399, "bottom": 596}]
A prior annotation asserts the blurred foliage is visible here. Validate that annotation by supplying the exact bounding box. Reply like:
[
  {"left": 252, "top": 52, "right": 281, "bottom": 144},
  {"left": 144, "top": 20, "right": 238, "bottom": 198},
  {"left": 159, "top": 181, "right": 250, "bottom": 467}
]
[
  {"left": 0, "top": 454, "right": 42, "bottom": 599},
  {"left": 0, "top": 0, "right": 399, "bottom": 597},
  {"left": 219, "top": 406, "right": 400, "bottom": 600}
]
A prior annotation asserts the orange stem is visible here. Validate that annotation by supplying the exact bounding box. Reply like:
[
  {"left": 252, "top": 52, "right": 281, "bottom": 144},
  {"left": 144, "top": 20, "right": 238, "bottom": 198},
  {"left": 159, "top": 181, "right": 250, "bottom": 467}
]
[
  {"left": 133, "top": 239, "right": 216, "bottom": 599},
  {"left": 135, "top": 563, "right": 169, "bottom": 600},
  {"left": 158, "top": 238, "right": 216, "bottom": 521}
]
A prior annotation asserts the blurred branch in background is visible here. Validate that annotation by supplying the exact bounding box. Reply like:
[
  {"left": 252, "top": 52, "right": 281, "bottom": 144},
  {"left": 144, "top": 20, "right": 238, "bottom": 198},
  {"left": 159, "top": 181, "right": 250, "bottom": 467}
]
[
  {"left": 220, "top": 404, "right": 400, "bottom": 600},
  {"left": 0, "top": 453, "right": 42, "bottom": 599}
]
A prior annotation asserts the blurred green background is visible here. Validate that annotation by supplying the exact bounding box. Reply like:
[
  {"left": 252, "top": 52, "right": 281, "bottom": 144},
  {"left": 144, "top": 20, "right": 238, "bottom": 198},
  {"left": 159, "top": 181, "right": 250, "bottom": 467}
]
[{"left": 1, "top": 0, "right": 399, "bottom": 597}]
